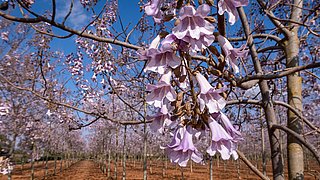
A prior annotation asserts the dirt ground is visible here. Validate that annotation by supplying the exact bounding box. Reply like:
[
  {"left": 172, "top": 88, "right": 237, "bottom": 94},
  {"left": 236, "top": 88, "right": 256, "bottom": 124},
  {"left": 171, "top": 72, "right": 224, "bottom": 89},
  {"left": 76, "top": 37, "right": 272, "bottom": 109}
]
[{"left": 0, "top": 159, "right": 319, "bottom": 180}]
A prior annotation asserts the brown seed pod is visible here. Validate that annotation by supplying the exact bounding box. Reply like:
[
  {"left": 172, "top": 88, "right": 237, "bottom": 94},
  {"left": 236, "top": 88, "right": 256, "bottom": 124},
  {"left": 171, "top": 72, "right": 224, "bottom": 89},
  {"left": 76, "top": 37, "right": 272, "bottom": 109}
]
[
  {"left": 174, "top": 19, "right": 181, "bottom": 26},
  {"left": 208, "top": 46, "right": 220, "bottom": 56},
  {"left": 205, "top": 16, "right": 216, "bottom": 23},
  {"left": 176, "top": 0, "right": 184, "bottom": 9},
  {"left": 205, "top": 0, "right": 214, "bottom": 6},
  {"left": 209, "top": 68, "right": 222, "bottom": 76}
]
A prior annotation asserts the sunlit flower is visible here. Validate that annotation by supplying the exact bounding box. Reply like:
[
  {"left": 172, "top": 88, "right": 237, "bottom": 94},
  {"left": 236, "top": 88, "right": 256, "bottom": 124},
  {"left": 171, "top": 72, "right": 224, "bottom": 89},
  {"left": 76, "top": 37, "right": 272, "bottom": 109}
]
[
  {"left": 173, "top": 4, "right": 214, "bottom": 40},
  {"left": 163, "top": 125, "right": 203, "bottom": 167},
  {"left": 212, "top": 112, "right": 243, "bottom": 141},
  {"left": 148, "top": 106, "right": 175, "bottom": 133},
  {"left": 146, "top": 70, "right": 176, "bottom": 108},
  {"left": 145, "top": 0, "right": 176, "bottom": 23},
  {"left": 206, "top": 116, "right": 239, "bottom": 160},
  {"left": 195, "top": 73, "right": 226, "bottom": 113},
  {"left": 140, "top": 35, "right": 181, "bottom": 74},
  {"left": 218, "top": 0, "right": 249, "bottom": 25},
  {"left": 1, "top": 32, "right": 9, "bottom": 42},
  {"left": 172, "top": 4, "right": 215, "bottom": 51},
  {"left": 217, "top": 35, "right": 248, "bottom": 73}
]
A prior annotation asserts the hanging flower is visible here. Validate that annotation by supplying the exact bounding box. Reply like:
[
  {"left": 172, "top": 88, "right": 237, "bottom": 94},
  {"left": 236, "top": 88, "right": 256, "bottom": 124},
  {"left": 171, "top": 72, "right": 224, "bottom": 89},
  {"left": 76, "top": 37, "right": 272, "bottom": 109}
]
[
  {"left": 173, "top": 4, "right": 214, "bottom": 40},
  {"left": 146, "top": 70, "right": 177, "bottom": 108},
  {"left": 206, "top": 116, "right": 239, "bottom": 160},
  {"left": 212, "top": 112, "right": 243, "bottom": 141},
  {"left": 195, "top": 72, "right": 227, "bottom": 113},
  {"left": 144, "top": 0, "right": 176, "bottom": 23},
  {"left": 148, "top": 105, "right": 175, "bottom": 133},
  {"left": 217, "top": 35, "right": 248, "bottom": 73},
  {"left": 140, "top": 35, "right": 181, "bottom": 74},
  {"left": 218, "top": 0, "right": 249, "bottom": 25},
  {"left": 163, "top": 125, "right": 203, "bottom": 167}
]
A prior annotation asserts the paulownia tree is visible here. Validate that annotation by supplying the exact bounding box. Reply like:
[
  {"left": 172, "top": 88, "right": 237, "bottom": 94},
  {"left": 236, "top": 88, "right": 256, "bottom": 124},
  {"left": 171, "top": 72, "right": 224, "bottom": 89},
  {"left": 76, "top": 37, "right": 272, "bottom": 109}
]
[{"left": 0, "top": 0, "right": 319, "bottom": 180}]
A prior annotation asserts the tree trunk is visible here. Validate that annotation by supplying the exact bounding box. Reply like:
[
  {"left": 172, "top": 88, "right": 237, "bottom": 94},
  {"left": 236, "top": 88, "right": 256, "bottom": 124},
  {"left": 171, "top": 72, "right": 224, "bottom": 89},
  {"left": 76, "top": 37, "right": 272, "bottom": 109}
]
[
  {"left": 53, "top": 153, "right": 57, "bottom": 175},
  {"left": 122, "top": 125, "right": 127, "bottom": 180},
  {"left": 31, "top": 143, "right": 35, "bottom": 180},
  {"left": 238, "top": 7, "right": 284, "bottom": 180},
  {"left": 285, "top": 27, "right": 304, "bottom": 180},
  {"left": 261, "top": 108, "right": 267, "bottom": 176},
  {"left": 284, "top": 1, "right": 305, "bottom": 179},
  {"left": 209, "top": 157, "right": 213, "bottom": 180}
]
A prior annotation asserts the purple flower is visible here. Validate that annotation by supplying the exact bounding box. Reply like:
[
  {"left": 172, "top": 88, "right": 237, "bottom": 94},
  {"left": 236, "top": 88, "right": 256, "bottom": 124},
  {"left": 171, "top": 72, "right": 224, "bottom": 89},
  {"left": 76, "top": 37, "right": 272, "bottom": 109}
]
[
  {"left": 218, "top": 0, "right": 249, "bottom": 25},
  {"left": 146, "top": 70, "right": 176, "bottom": 108},
  {"left": 141, "top": 35, "right": 181, "bottom": 74},
  {"left": 206, "top": 115, "right": 240, "bottom": 160},
  {"left": 183, "top": 33, "right": 215, "bottom": 51},
  {"left": 1, "top": 32, "right": 9, "bottom": 42},
  {"left": 144, "top": 0, "right": 176, "bottom": 23},
  {"left": 217, "top": 35, "right": 248, "bottom": 73},
  {"left": 163, "top": 125, "right": 203, "bottom": 167},
  {"left": 172, "top": 4, "right": 215, "bottom": 51},
  {"left": 173, "top": 4, "right": 214, "bottom": 40},
  {"left": 195, "top": 73, "right": 227, "bottom": 113},
  {"left": 212, "top": 112, "right": 243, "bottom": 141},
  {"left": 148, "top": 106, "right": 175, "bottom": 133}
]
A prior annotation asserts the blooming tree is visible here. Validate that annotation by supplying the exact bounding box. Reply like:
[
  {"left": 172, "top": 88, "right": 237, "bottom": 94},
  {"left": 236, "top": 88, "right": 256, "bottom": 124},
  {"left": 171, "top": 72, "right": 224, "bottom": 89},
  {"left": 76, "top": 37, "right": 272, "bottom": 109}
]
[{"left": 0, "top": 0, "right": 319, "bottom": 180}]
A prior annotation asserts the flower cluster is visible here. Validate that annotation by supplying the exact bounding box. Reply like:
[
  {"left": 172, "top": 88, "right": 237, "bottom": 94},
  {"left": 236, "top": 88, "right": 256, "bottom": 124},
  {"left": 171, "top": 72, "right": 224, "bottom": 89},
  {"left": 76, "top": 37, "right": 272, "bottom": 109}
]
[{"left": 142, "top": 2, "right": 248, "bottom": 166}]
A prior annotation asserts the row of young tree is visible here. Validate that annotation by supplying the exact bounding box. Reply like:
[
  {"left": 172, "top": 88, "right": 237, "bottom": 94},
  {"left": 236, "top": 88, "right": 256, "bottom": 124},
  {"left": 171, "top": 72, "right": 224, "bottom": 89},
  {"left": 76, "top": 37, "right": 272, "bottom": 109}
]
[{"left": 0, "top": 0, "right": 319, "bottom": 180}]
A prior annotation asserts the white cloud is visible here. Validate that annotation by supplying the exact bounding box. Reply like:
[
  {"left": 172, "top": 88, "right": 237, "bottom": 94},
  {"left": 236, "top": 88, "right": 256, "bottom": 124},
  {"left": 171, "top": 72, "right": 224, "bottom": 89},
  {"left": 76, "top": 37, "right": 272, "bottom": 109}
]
[{"left": 56, "top": 1, "right": 90, "bottom": 28}]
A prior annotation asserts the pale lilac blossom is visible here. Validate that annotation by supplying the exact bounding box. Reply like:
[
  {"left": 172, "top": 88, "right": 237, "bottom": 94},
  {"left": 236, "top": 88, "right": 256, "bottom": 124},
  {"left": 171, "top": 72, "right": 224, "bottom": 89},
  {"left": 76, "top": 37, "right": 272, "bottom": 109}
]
[
  {"left": 142, "top": 37, "right": 181, "bottom": 74},
  {"left": 218, "top": 0, "right": 249, "bottom": 25},
  {"left": 206, "top": 115, "right": 239, "bottom": 160},
  {"left": 217, "top": 35, "right": 248, "bottom": 73},
  {"left": 163, "top": 125, "right": 203, "bottom": 167},
  {"left": 145, "top": 0, "right": 176, "bottom": 23},
  {"left": 172, "top": 4, "right": 215, "bottom": 51},
  {"left": 146, "top": 70, "right": 176, "bottom": 108},
  {"left": 148, "top": 106, "right": 175, "bottom": 133},
  {"left": 1, "top": 31, "right": 9, "bottom": 41},
  {"left": 195, "top": 73, "right": 227, "bottom": 113}
]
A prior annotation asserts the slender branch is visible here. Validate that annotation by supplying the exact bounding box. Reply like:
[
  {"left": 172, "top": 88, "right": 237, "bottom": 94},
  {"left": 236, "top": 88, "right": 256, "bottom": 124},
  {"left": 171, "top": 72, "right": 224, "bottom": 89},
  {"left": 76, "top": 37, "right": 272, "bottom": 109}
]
[
  {"left": 271, "top": 124, "right": 320, "bottom": 164},
  {"left": 256, "top": 0, "right": 291, "bottom": 37},
  {"left": 51, "top": 0, "right": 56, "bottom": 22},
  {"left": 0, "top": 11, "right": 43, "bottom": 23},
  {"left": 228, "top": 34, "right": 281, "bottom": 43},
  {"left": 237, "top": 150, "right": 270, "bottom": 180},
  {"left": 238, "top": 62, "right": 320, "bottom": 83},
  {"left": 0, "top": 74, "right": 150, "bottom": 126},
  {"left": 62, "top": 0, "right": 74, "bottom": 25},
  {"left": 273, "top": 101, "right": 320, "bottom": 134}
]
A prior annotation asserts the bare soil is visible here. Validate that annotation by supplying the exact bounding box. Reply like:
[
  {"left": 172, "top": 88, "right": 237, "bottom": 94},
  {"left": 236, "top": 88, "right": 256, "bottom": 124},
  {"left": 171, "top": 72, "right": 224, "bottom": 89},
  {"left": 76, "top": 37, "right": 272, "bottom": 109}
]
[{"left": 1, "top": 159, "right": 319, "bottom": 180}]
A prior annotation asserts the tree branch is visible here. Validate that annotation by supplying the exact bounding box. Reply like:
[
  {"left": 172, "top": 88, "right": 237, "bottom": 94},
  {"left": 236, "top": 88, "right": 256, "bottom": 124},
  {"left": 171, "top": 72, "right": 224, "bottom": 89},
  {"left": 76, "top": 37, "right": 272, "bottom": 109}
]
[
  {"left": 237, "top": 150, "right": 270, "bottom": 180},
  {"left": 271, "top": 124, "right": 320, "bottom": 164}
]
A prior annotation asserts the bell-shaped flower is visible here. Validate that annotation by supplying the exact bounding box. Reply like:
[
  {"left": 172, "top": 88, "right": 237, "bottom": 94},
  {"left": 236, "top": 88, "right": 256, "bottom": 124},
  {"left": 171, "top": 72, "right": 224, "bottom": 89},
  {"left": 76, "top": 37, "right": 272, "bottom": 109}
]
[
  {"left": 212, "top": 112, "right": 243, "bottom": 142},
  {"left": 142, "top": 35, "right": 181, "bottom": 74},
  {"left": 172, "top": 4, "right": 215, "bottom": 51},
  {"left": 146, "top": 70, "right": 177, "bottom": 108},
  {"left": 195, "top": 73, "right": 227, "bottom": 113},
  {"left": 218, "top": 0, "right": 249, "bottom": 25},
  {"left": 144, "top": 43, "right": 181, "bottom": 74},
  {"left": 144, "top": 0, "right": 164, "bottom": 23},
  {"left": 163, "top": 125, "right": 203, "bottom": 167},
  {"left": 217, "top": 35, "right": 248, "bottom": 73},
  {"left": 206, "top": 116, "right": 239, "bottom": 160},
  {"left": 144, "top": 0, "right": 176, "bottom": 23},
  {"left": 173, "top": 4, "right": 214, "bottom": 40},
  {"left": 183, "top": 33, "right": 215, "bottom": 51},
  {"left": 148, "top": 105, "right": 175, "bottom": 133}
]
